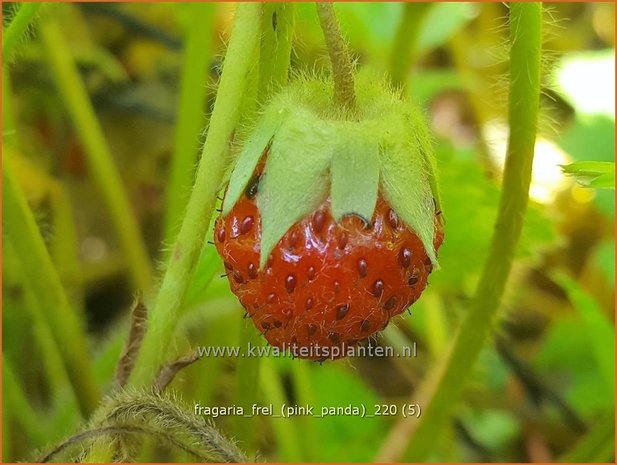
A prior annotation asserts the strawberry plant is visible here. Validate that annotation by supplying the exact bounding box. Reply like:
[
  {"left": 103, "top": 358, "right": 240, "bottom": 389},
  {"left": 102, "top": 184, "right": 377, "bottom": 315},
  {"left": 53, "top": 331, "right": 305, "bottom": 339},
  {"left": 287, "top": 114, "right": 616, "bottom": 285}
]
[{"left": 2, "top": 2, "right": 614, "bottom": 463}]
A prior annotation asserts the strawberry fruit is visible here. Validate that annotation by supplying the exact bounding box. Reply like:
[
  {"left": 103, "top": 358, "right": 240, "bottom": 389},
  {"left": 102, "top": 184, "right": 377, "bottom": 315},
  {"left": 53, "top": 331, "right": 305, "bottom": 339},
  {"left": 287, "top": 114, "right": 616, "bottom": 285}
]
[{"left": 214, "top": 73, "right": 444, "bottom": 360}]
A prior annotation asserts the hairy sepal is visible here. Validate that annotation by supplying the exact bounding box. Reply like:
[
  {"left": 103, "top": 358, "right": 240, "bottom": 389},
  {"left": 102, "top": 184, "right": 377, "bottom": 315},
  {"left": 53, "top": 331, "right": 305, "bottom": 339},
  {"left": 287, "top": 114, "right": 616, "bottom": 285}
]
[
  {"left": 379, "top": 112, "right": 438, "bottom": 266},
  {"left": 331, "top": 126, "right": 380, "bottom": 223},
  {"left": 222, "top": 107, "right": 286, "bottom": 216},
  {"left": 257, "top": 110, "right": 332, "bottom": 268},
  {"left": 224, "top": 72, "right": 441, "bottom": 268}
]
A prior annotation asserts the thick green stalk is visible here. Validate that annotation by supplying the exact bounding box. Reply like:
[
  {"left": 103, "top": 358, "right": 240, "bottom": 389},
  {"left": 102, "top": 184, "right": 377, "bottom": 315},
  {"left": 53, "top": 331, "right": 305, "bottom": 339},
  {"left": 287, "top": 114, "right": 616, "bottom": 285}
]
[
  {"left": 3, "top": 158, "right": 100, "bottom": 416},
  {"left": 376, "top": 4, "right": 543, "bottom": 461},
  {"left": 128, "top": 3, "right": 263, "bottom": 387},
  {"left": 389, "top": 3, "right": 432, "bottom": 88},
  {"left": 40, "top": 18, "right": 153, "bottom": 292},
  {"left": 164, "top": 4, "right": 215, "bottom": 243},
  {"left": 2, "top": 2, "right": 41, "bottom": 58}
]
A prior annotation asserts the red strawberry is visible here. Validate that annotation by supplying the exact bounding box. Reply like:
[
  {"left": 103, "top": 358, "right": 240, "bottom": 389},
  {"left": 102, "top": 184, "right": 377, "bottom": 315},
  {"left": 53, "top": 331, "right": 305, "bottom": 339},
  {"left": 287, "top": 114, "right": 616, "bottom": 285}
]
[
  {"left": 213, "top": 73, "right": 444, "bottom": 360},
  {"left": 214, "top": 163, "right": 444, "bottom": 360}
]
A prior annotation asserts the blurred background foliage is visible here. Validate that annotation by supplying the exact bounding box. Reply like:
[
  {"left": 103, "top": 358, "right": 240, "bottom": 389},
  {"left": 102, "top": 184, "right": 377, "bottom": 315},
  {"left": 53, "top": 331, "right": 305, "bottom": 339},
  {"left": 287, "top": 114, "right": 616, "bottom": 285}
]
[{"left": 2, "top": 2, "right": 615, "bottom": 463}]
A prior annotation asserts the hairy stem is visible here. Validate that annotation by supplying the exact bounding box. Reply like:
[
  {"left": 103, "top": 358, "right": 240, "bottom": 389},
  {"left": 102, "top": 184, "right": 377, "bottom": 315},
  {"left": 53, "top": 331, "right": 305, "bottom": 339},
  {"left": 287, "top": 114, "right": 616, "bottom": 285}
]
[
  {"left": 40, "top": 425, "right": 211, "bottom": 462},
  {"left": 89, "top": 390, "right": 250, "bottom": 462},
  {"left": 258, "top": 3, "right": 295, "bottom": 103},
  {"left": 316, "top": 3, "right": 356, "bottom": 111},
  {"left": 40, "top": 18, "right": 153, "bottom": 292},
  {"left": 376, "top": 4, "right": 543, "bottom": 461},
  {"left": 128, "top": 3, "right": 263, "bottom": 387},
  {"left": 2, "top": 2, "right": 41, "bottom": 58},
  {"left": 164, "top": 4, "right": 216, "bottom": 243}
]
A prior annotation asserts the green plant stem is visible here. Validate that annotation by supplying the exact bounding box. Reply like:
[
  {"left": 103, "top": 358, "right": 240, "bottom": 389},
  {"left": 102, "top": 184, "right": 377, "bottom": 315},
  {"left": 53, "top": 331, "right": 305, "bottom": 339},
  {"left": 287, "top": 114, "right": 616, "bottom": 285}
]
[
  {"left": 258, "top": 3, "right": 295, "bottom": 103},
  {"left": 6, "top": 241, "right": 78, "bottom": 409},
  {"left": 2, "top": 407, "right": 11, "bottom": 462},
  {"left": 2, "top": 66, "right": 16, "bottom": 137},
  {"left": 2, "top": 2, "right": 41, "bottom": 58},
  {"left": 3, "top": 359, "right": 47, "bottom": 448},
  {"left": 50, "top": 183, "right": 85, "bottom": 313},
  {"left": 230, "top": 323, "right": 264, "bottom": 449},
  {"left": 316, "top": 3, "right": 356, "bottom": 111},
  {"left": 376, "top": 4, "right": 543, "bottom": 461},
  {"left": 164, "top": 4, "right": 215, "bottom": 243},
  {"left": 389, "top": 2, "right": 432, "bottom": 88},
  {"left": 260, "top": 359, "right": 303, "bottom": 461},
  {"left": 128, "top": 3, "right": 263, "bottom": 387},
  {"left": 40, "top": 18, "right": 153, "bottom": 292},
  {"left": 3, "top": 158, "right": 100, "bottom": 416},
  {"left": 290, "top": 363, "right": 319, "bottom": 460}
]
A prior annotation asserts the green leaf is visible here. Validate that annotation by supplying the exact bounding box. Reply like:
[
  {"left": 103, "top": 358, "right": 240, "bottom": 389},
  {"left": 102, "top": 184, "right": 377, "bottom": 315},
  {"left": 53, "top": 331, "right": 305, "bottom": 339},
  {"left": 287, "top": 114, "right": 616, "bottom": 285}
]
[
  {"left": 554, "top": 273, "right": 615, "bottom": 399},
  {"left": 410, "top": 103, "right": 443, "bottom": 214},
  {"left": 417, "top": 3, "right": 478, "bottom": 55},
  {"left": 307, "top": 363, "right": 385, "bottom": 462},
  {"left": 379, "top": 115, "right": 438, "bottom": 265},
  {"left": 257, "top": 111, "right": 332, "bottom": 268},
  {"left": 222, "top": 107, "right": 286, "bottom": 216},
  {"left": 561, "top": 161, "right": 615, "bottom": 189},
  {"left": 330, "top": 130, "right": 379, "bottom": 222}
]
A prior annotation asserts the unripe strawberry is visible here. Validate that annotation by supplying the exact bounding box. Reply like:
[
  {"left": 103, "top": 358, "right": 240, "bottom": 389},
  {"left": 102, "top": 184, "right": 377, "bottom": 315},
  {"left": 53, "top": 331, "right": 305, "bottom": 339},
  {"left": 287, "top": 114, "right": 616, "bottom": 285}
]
[{"left": 215, "top": 73, "right": 444, "bottom": 360}]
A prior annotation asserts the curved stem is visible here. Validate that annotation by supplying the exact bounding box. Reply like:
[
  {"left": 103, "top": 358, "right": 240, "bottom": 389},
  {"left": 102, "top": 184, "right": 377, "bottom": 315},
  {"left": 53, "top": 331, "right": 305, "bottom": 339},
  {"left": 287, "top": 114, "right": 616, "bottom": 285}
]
[
  {"left": 2, "top": 3, "right": 41, "bottom": 58},
  {"left": 376, "top": 3, "right": 543, "bottom": 461},
  {"left": 164, "top": 4, "right": 215, "bottom": 244},
  {"left": 128, "top": 3, "right": 263, "bottom": 387},
  {"left": 316, "top": 3, "right": 356, "bottom": 111}
]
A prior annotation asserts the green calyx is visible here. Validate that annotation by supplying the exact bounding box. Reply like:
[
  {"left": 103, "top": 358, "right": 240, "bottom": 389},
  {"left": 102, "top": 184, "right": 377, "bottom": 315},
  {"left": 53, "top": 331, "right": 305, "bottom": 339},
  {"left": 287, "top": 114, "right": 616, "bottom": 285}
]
[{"left": 223, "top": 72, "right": 441, "bottom": 269}]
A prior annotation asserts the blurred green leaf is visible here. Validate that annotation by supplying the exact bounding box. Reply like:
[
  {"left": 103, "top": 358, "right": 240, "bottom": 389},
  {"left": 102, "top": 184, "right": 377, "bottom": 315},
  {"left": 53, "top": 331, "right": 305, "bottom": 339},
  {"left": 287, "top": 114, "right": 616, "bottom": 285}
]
[
  {"left": 561, "top": 161, "right": 615, "bottom": 189},
  {"left": 462, "top": 409, "right": 519, "bottom": 452},
  {"left": 416, "top": 3, "right": 478, "bottom": 55},
  {"left": 306, "top": 363, "right": 385, "bottom": 461},
  {"left": 430, "top": 142, "right": 556, "bottom": 292},
  {"left": 535, "top": 316, "right": 611, "bottom": 415},
  {"left": 409, "top": 69, "right": 467, "bottom": 104},
  {"left": 591, "top": 240, "right": 615, "bottom": 289},
  {"left": 558, "top": 115, "right": 615, "bottom": 217},
  {"left": 559, "top": 116, "right": 616, "bottom": 164},
  {"left": 554, "top": 273, "right": 615, "bottom": 400}
]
